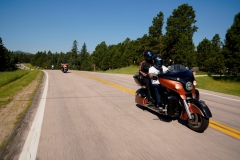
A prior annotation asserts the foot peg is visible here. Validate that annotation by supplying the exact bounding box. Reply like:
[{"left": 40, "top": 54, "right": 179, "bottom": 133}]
[{"left": 159, "top": 107, "right": 167, "bottom": 113}]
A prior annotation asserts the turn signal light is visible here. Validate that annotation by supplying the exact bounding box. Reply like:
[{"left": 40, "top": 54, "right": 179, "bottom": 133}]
[{"left": 175, "top": 83, "right": 181, "bottom": 90}]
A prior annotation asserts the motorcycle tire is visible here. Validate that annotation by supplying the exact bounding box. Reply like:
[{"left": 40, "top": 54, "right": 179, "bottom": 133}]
[{"left": 186, "top": 113, "right": 209, "bottom": 133}]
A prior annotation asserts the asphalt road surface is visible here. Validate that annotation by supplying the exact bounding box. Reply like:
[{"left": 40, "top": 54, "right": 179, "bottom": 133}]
[{"left": 17, "top": 70, "right": 240, "bottom": 160}]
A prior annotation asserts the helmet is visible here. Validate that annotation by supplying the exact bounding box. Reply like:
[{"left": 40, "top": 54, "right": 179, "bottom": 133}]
[
  {"left": 143, "top": 50, "right": 154, "bottom": 62},
  {"left": 153, "top": 54, "right": 163, "bottom": 70}
]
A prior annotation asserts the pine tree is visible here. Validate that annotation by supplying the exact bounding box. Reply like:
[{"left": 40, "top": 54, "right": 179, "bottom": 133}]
[
  {"left": 196, "top": 38, "right": 212, "bottom": 71},
  {"left": 0, "top": 37, "right": 6, "bottom": 71},
  {"left": 149, "top": 11, "right": 164, "bottom": 39},
  {"left": 211, "top": 34, "right": 225, "bottom": 74},
  {"left": 223, "top": 12, "right": 240, "bottom": 75},
  {"left": 91, "top": 41, "right": 107, "bottom": 70},
  {"left": 79, "top": 42, "right": 89, "bottom": 70},
  {"left": 148, "top": 11, "right": 164, "bottom": 54},
  {"left": 70, "top": 40, "right": 78, "bottom": 69},
  {"left": 163, "top": 4, "right": 198, "bottom": 67}
]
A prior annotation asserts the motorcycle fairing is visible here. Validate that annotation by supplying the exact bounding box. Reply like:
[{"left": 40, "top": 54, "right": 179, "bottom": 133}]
[
  {"left": 158, "top": 78, "right": 190, "bottom": 100},
  {"left": 192, "top": 88, "right": 199, "bottom": 100},
  {"left": 192, "top": 99, "right": 212, "bottom": 118},
  {"left": 158, "top": 70, "right": 195, "bottom": 93},
  {"left": 180, "top": 99, "right": 212, "bottom": 120},
  {"left": 158, "top": 70, "right": 194, "bottom": 82}
]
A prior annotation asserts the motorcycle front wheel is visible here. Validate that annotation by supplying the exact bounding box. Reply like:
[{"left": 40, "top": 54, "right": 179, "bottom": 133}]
[{"left": 187, "top": 113, "right": 209, "bottom": 133}]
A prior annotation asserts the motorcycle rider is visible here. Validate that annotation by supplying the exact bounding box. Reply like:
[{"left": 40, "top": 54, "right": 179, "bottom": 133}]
[
  {"left": 149, "top": 54, "right": 168, "bottom": 110},
  {"left": 139, "top": 50, "right": 155, "bottom": 103}
]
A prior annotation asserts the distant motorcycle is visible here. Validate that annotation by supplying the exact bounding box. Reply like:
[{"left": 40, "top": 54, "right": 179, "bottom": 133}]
[
  {"left": 51, "top": 65, "right": 54, "bottom": 70},
  {"left": 61, "top": 63, "right": 68, "bottom": 73},
  {"left": 134, "top": 64, "right": 212, "bottom": 132}
]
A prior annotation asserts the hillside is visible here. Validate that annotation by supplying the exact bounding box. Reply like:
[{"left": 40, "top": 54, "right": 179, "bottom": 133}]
[{"left": 13, "top": 50, "right": 32, "bottom": 55}]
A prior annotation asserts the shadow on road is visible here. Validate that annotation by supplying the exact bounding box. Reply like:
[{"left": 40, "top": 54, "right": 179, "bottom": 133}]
[
  {"left": 136, "top": 104, "right": 187, "bottom": 127},
  {"left": 60, "top": 71, "right": 71, "bottom": 73}
]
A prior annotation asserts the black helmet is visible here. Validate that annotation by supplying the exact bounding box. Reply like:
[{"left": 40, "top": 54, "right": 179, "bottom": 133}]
[
  {"left": 153, "top": 54, "right": 163, "bottom": 70},
  {"left": 143, "top": 50, "right": 154, "bottom": 62}
]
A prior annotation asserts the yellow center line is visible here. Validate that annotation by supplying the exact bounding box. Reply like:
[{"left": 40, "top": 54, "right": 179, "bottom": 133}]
[
  {"left": 74, "top": 71, "right": 240, "bottom": 140},
  {"left": 209, "top": 120, "right": 240, "bottom": 139}
]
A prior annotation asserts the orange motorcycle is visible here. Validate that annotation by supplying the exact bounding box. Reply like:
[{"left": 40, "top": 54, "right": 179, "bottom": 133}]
[
  {"left": 61, "top": 63, "right": 68, "bottom": 73},
  {"left": 134, "top": 64, "right": 212, "bottom": 132}
]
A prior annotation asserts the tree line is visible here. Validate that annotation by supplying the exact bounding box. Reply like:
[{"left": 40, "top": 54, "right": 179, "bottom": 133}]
[{"left": 1, "top": 4, "right": 239, "bottom": 75}]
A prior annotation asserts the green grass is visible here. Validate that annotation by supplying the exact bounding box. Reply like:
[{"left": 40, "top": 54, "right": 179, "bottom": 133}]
[
  {"left": 101, "top": 65, "right": 139, "bottom": 75},
  {"left": 14, "top": 70, "right": 43, "bottom": 125},
  {"left": 0, "top": 70, "right": 30, "bottom": 87},
  {"left": 196, "top": 71, "right": 208, "bottom": 75},
  {"left": 24, "top": 63, "right": 32, "bottom": 69},
  {"left": 0, "top": 70, "right": 43, "bottom": 152},
  {"left": 196, "top": 76, "right": 240, "bottom": 96},
  {"left": 0, "top": 70, "right": 43, "bottom": 109},
  {"left": 212, "top": 75, "right": 240, "bottom": 82}
]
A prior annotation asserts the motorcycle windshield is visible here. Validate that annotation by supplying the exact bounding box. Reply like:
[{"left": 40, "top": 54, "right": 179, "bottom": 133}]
[
  {"left": 159, "top": 64, "right": 194, "bottom": 82},
  {"left": 168, "top": 64, "right": 188, "bottom": 73}
]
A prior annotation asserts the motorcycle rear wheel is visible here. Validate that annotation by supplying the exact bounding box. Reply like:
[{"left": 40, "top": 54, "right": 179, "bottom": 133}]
[{"left": 187, "top": 113, "right": 209, "bottom": 133}]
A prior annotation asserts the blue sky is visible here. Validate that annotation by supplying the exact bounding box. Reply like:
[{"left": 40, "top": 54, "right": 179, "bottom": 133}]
[{"left": 1, "top": 0, "right": 240, "bottom": 54}]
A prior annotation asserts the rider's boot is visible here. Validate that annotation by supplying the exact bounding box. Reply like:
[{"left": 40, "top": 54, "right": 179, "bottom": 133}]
[
  {"left": 158, "top": 103, "right": 163, "bottom": 110},
  {"left": 153, "top": 105, "right": 160, "bottom": 110}
]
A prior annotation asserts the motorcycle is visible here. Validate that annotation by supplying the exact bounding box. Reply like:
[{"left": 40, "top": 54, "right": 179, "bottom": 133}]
[
  {"left": 61, "top": 63, "right": 68, "bottom": 73},
  {"left": 133, "top": 64, "right": 212, "bottom": 132}
]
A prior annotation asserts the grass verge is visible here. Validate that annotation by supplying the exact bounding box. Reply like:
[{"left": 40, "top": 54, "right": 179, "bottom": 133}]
[
  {"left": 23, "top": 63, "right": 35, "bottom": 69},
  {"left": 196, "top": 71, "right": 208, "bottom": 75},
  {"left": 0, "top": 70, "right": 42, "bottom": 109},
  {"left": 0, "top": 70, "right": 43, "bottom": 153},
  {"left": 0, "top": 70, "right": 30, "bottom": 88},
  {"left": 101, "top": 65, "right": 139, "bottom": 74},
  {"left": 196, "top": 76, "right": 240, "bottom": 96}
]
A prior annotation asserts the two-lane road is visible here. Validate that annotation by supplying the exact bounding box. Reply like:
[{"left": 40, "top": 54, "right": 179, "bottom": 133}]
[{"left": 17, "top": 70, "right": 240, "bottom": 160}]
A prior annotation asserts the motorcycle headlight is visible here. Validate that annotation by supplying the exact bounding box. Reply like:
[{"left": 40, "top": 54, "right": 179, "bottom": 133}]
[
  {"left": 193, "top": 80, "right": 197, "bottom": 86},
  {"left": 186, "top": 81, "right": 193, "bottom": 91},
  {"left": 175, "top": 83, "right": 181, "bottom": 90}
]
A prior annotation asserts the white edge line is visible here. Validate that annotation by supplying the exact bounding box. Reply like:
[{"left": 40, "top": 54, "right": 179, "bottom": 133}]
[
  {"left": 19, "top": 71, "right": 48, "bottom": 160},
  {"left": 201, "top": 92, "right": 240, "bottom": 102}
]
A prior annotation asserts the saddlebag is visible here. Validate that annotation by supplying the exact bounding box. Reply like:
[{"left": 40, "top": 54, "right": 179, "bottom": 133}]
[
  {"left": 135, "top": 88, "right": 148, "bottom": 105},
  {"left": 133, "top": 73, "right": 144, "bottom": 86}
]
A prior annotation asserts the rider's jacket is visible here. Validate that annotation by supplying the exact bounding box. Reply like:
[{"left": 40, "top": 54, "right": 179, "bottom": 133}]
[
  {"left": 139, "top": 61, "right": 152, "bottom": 77},
  {"left": 149, "top": 65, "right": 168, "bottom": 84}
]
